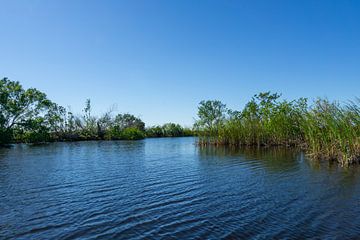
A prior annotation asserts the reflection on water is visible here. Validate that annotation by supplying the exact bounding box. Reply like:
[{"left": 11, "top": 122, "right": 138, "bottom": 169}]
[
  {"left": 1, "top": 138, "right": 360, "bottom": 239},
  {"left": 197, "top": 145, "right": 303, "bottom": 172}
]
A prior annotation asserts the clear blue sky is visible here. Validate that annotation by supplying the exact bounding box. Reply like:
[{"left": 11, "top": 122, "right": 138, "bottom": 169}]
[{"left": 1, "top": 0, "right": 360, "bottom": 126}]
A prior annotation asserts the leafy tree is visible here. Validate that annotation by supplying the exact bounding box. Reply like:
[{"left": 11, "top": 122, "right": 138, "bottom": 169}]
[
  {"left": 19, "top": 117, "right": 51, "bottom": 143},
  {"left": 45, "top": 103, "right": 67, "bottom": 140},
  {"left": 0, "top": 78, "right": 54, "bottom": 144},
  {"left": 195, "top": 100, "right": 227, "bottom": 133},
  {"left": 114, "top": 113, "right": 145, "bottom": 132},
  {"left": 162, "top": 123, "right": 183, "bottom": 137},
  {"left": 146, "top": 125, "right": 163, "bottom": 137}
]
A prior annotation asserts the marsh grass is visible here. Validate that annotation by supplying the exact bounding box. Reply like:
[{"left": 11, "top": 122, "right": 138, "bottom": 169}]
[
  {"left": 302, "top": 99, "right": 360, "bottom": 166},
  {"left": 196, "top": 93, "right": 360, "bottom": 166}
]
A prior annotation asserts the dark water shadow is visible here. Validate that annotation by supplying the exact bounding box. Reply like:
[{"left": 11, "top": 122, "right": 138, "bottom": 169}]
[{"left": 197, "top": 145, "right": 303, "bottom": 173}]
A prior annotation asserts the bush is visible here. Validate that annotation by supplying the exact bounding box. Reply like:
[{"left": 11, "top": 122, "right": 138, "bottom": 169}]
[
  {"left": 146, "top": 123, "right": 194, "bottom": 138},
  {"left": 106, "top": 126, "right": 144, "bottom": 140},
  {"left": 121, "top": 127, "right": 145, "bottom": 140}
]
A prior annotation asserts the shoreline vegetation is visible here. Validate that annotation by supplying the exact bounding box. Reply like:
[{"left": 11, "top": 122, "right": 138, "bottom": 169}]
[
  {"left": 0, "top": 78, "right": 193, "bottom": 146},
  {"left": 1, "top": 78, "right": 359, "bottom": 166},
  {"left": 194, "top": 93, "right": 360, "bottom": 166}
]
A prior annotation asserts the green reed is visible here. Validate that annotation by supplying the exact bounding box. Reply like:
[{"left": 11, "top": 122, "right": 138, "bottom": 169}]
[{"left": 195, "top": 93, "right": 360, "bottom": 166}]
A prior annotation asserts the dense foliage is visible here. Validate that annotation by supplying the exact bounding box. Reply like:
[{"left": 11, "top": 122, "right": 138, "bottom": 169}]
[
  {"left": 195, "top": 92, "right": 360, "bottom": 166},
  {"left": 0, "top": 78, "right": 192, "bottom": 145},
  {"left": 0, "top": 78, "right": 64, "bottom": 144},
  {"left": 146, "top": 123, "right": 193, "bottom": 138}
]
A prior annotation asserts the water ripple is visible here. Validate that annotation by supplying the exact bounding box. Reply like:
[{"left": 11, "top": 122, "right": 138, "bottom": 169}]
[{"left": 1, "top": 138, "right": 360, "bottom": 239}]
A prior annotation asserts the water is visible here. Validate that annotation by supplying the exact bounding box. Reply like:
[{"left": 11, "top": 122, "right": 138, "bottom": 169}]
[{"left": 1, "top": 137, "right": 360, "bottom": 239}]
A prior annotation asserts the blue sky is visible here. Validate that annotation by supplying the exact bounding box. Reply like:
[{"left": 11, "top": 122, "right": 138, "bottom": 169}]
[{"left": 1, "top": 0, "right": 360, "bottom": 126}]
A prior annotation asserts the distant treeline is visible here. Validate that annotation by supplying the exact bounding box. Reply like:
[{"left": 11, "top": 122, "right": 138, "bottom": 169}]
[
  {"left": 194, "top": 92, "right": 360, "bottom": 166},
  {"left": 0, "top": 78, "right": 194, "bottom": 145},
  {"left": 146, "top": 123, "right": 193, "bottom": 138}
]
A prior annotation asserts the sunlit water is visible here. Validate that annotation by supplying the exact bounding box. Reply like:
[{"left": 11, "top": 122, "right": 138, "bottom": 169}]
[{"left": 1, "top": 137, "right": 360, "bottom": 239}]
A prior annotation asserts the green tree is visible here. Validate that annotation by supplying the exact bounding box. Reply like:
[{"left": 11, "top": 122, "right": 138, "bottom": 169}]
[
  {"left": 114, "top": 113, "right": 145, "bottom": 131},
  {"left": 162, "top": 123, "right": 183, "bottom": 137},
  {"left": 145, "top": 125, "right": 163, "bottom": 137},
  {"left": 195, "top": 100, "right": 227, "bottom": 133},
  {"left": 0, "top": 78, "right": 54, "bottom": 144}
]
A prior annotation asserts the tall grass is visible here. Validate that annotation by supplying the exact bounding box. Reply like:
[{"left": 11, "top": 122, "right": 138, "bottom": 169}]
[
  {"left": 302, "top": 99, "right": 360, "bottom": 165},
  {"left": 195, "top": 93, "right": 360, "bottom": 166}
]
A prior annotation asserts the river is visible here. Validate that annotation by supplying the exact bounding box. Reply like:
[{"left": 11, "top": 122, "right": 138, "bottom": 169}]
[{"left": 1, "top": 137, "right": 360, "bottom": 239}]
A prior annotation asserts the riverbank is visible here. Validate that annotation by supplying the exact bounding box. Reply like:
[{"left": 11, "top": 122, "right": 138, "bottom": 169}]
[{"left": 0, "top": 78, "right": 194, "bottom": 146}]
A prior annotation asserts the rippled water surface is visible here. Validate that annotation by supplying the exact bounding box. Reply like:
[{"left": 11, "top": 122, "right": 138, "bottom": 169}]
[{"left": 1, "top": 137, "right": 360, "bottom": 239}]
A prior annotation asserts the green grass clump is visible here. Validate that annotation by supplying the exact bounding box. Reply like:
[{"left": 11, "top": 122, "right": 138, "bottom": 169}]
[
  {"left": 302, "top": 99, "right": 360, "bottom": 165},
  {"left": 195, "top": 93, "right": 360, "bottom": 166}
]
